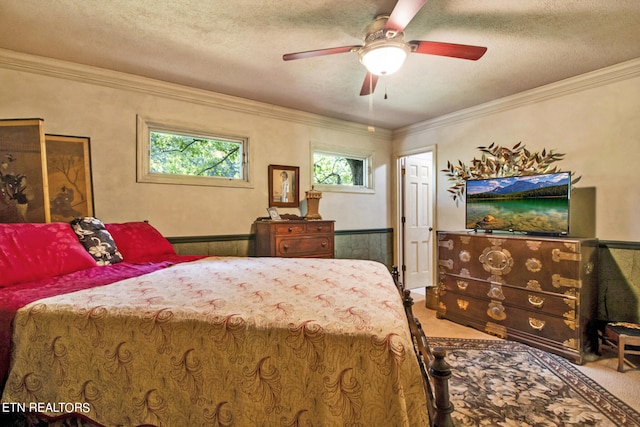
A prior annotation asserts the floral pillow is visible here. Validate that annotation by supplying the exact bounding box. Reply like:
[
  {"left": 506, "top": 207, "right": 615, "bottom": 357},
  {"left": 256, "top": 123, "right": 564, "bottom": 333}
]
[{"left": 70, "top": 217, "right": 123, "bottom": 265}]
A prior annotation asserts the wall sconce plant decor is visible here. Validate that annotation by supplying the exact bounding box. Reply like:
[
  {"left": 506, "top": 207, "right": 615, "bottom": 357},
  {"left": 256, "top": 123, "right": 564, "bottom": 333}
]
[{"left": 442, "top": 142, "right": 581, "bottom": 203}]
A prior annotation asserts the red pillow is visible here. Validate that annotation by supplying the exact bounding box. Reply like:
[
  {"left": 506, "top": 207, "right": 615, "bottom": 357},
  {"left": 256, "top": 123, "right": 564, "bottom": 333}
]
[
  {"left": 104, "top": 222, "right": 176, "bottom": 263},
  {"left": 0, "top": 222, "right": 97, "bottom": 287}
]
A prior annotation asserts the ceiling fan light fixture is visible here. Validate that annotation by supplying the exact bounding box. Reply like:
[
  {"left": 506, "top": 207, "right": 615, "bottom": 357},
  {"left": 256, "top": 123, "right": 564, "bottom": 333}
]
[{"left": 359, "top": 40, "right": 410, "bottom": 76}]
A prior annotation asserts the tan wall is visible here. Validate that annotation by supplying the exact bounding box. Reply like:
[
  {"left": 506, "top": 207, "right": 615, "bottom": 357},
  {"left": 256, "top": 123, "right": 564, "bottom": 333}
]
[
  {"left": 393, "top": 59, "right": 640, "bottom": 243},
  {"left": 0, "top": 50, "right": 393, "bottom": 237},
  {"left": 2, "top": 50, "right": 639, "bottom": 240},
  {"left": 392, "top": 59, "right": 640, "bottom": 322}
]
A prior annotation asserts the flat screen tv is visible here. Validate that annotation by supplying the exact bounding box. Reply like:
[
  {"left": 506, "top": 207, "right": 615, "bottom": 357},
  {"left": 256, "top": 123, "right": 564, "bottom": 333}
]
[{"left": 465, "top": 172, "right": 571, "bottom": 235}]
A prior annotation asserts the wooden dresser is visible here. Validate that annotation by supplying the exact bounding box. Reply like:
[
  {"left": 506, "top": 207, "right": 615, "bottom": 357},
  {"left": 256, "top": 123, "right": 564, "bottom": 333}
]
[
  {"left": 254, "top": 219, "right": 335, "bottom": 258},
  {"left": 436, "top": 231, "right": 599, "bottom": 364}
]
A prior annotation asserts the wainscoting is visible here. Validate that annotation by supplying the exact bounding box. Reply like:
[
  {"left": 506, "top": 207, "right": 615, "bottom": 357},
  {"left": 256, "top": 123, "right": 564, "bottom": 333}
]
[
  {"left": 599, "top": 241, "right": 640, "bottom": 323},
  {"left": 333, "top": 228, "right": 394, "bottom": 266},
  {"left": 168, "top": 228, "right": 394, "bottom": 268},
  {"left": 168, "top": 232, "right": 639, "bottom": 323},
  {"left": 169, "top": 234, "right": 254, "bottom": 258}
]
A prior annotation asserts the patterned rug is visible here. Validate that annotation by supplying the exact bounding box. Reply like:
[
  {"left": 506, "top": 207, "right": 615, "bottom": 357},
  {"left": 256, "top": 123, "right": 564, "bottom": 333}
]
[{"left": 429, "top": 338, "right": 640, "bottom": 427}]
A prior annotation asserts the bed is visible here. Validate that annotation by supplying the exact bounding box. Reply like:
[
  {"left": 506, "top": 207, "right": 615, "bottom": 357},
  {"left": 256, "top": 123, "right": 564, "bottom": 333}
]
[{"left": 0, "top": 220, "right": 453, "bottom": 426}]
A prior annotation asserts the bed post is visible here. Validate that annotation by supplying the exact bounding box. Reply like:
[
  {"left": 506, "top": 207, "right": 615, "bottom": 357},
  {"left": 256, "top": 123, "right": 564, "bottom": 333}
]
[
  {"left": 430, "top": 348, "right": 455, "bottom": 427},
  {"left": 391, "top": 266, "right": 401, "bottom": 293},
  {"left": 391, "top": 267, "right": 455, "bottom": 427}
]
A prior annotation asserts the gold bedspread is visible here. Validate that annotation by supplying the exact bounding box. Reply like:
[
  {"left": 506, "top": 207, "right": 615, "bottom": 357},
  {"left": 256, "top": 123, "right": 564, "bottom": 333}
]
[{"left": 2, "top": 257, "right": 428, "bottom": 426}]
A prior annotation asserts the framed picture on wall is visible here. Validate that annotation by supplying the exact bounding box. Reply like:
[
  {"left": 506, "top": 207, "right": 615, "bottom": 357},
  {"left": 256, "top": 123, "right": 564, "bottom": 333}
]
[
  {"left": 268, "top": 164, "right": 299, "bottom": 208},
  {"left": 45, "top": 134, "right": 94, "bottom": 221},
  {"left": 0, "top": 118, "right": 49, "bottom": 223}
]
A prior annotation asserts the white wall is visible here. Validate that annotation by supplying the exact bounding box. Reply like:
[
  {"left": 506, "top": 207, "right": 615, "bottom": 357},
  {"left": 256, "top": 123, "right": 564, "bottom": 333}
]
[
  {"left": 393, "top": 59, "right": 640, "bottom": 242},
  {"left": 0, "top": 50, "right": 393, "bottom": 237}
]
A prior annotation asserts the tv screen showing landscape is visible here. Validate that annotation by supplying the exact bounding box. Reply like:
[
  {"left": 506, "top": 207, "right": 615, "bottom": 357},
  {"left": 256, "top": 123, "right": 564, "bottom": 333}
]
[{"left": 465, "top": 172, "right": 571, "bottom": 234}]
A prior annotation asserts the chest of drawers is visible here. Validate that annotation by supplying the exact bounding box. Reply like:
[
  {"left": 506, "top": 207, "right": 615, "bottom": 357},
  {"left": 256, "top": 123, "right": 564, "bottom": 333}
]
[
  {"left": 254, "top": 220, "right": 334, "bottom": 258},
  {"left": 436, "top": 231, "right": 599, "bottom": 363}
]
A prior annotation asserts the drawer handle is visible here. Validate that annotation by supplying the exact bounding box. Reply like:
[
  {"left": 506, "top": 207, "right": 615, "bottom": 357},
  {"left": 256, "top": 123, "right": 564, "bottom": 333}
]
[
  {"left": 528, "top": 318, "right": 546, "bottom": 331},
  {"left": 321, "top": 242, "right": 327, "bottom": 247},
  {"left": 487, "top": 285, "right": 505, "bottom": 300},
  {"left": 288, "top": 227, "right": 293, "bottom": 232},
  {"left": 528, "top": 295, "right": 545, "bottom": 308},
  {"left": 317, "top": 226, "right": 323, "bottom": 231},
  {"left": 283, "top": 245, "right": 289, "bottom": 251},
  {"left": 457, "top": 299, "right": 469, "bottom": 310},
  {"left": 552, "top": 248, "right": 581, "bottom": 262},
  {"left": 456, "top": 280, "right": 468, "bottom": 290},
  {"left": 438, "top": 239, "right": 453, "bottom": 250},
  {"left": 439, "top": 259, "right": 454, "bottom": 270},
  {"left": 487, "top": 302, "right": 506, "bottom": 321}
]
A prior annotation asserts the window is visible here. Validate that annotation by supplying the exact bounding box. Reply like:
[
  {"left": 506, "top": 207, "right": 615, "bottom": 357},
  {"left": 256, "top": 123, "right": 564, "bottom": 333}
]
[
  {"left": 137, "top": 116, "right": 251, "bottom": 188},
  {"left": 311, "top": 143, "right": 373, "bottom": 193}
]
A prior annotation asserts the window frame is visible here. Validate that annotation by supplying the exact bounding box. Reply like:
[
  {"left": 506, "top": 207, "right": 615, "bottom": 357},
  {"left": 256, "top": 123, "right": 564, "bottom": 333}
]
[
  {"left": 136, "top": 116, "right": 252, "bottom": 188},
  {"left": 310, "top": 142, "right": 374, "bottom": 194}
]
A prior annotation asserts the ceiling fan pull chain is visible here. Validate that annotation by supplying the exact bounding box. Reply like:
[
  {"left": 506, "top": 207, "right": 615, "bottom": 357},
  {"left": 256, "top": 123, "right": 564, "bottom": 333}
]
[{"left": 368, "top": 79, "right": 375, "bottom": 132}]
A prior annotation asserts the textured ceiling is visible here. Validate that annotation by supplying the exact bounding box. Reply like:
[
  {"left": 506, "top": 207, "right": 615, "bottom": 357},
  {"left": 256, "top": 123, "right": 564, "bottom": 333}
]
[{"left": 1, "top": 0, "right": 639, "bottom": 129}]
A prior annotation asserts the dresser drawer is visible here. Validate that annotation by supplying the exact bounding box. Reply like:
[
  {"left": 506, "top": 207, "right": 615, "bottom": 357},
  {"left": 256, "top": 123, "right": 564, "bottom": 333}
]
[
  {"left": 440, "top": 274, "right": 578, "bottom": 319},
  {"left": 273, "top": 223, "right": 306, "bottom": 234},
  {"left": 437, "top": 232, "right": 597, "bottom": 292},
  {"left": 272, "top": 222, "right": 333, "bottom": 235},
  {"left": 439, "top": 291, "right": 580, "bottom": 350},
  {"left": 305, "top": 222, "right": 333, "bottom": 234},
  {"left": 276, "top": 236, "right": 333, "bottom": 257}
]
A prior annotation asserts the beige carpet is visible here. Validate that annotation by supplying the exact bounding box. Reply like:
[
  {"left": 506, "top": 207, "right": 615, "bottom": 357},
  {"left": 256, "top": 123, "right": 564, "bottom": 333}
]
[{"left": 410, "top": 291, "right": 640, "bottom": 413}]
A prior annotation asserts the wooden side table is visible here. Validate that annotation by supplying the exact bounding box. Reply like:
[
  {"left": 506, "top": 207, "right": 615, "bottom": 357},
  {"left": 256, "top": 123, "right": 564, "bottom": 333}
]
[{"left": 602, "top": 322, "right": 640, "bottom": 372}]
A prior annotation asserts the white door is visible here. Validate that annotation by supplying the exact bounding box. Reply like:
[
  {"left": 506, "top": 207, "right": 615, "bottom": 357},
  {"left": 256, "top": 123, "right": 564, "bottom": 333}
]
[{"left": 401, "top": 153, "right": 434, "bottom": 289}]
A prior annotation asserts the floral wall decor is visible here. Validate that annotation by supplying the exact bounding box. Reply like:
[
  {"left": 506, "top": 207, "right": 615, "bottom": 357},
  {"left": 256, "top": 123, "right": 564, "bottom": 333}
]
[{"left": 442, "top": 142, "right": 581, "bottom": 202}]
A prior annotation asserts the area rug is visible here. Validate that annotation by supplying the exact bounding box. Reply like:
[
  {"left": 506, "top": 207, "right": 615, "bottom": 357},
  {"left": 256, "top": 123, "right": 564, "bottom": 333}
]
[{"left": 428, "top": 337, "right": 640, "bottom": 427}]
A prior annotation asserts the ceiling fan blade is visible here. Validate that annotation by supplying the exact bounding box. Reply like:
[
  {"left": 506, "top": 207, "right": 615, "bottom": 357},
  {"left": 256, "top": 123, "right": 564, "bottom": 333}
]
[
  {"left": 410, "top": 41, "right": 487, "bottom": 60},
  {"left": 359, "top": 72, "right": 379, "bottom": 96},
  {"left": 385, "top": 0, "right": 427, "bottom": 32},
  {"left": 283, "top": 45, "right": 361, "bottom": 61}
]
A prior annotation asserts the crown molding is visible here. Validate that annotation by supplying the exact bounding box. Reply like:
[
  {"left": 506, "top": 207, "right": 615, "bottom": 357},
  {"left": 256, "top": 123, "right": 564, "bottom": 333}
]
[
  {"left": 394, "top": 57, "right": 640, "bottom": 137},
  {"left": 0, "top": 48, "right": 392, "bottom": 141}
]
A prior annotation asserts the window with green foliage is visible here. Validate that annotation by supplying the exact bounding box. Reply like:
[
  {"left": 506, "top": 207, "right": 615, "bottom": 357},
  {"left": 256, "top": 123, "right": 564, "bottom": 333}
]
[
  {"left": 149, "top": 131, "right": 243, "bottom": 179},
  {"left": 137, "top": 116, "right": 251, "bottom": 188},
  {"left": 311, "top": 144, "right": 373, "bottom": 193}
]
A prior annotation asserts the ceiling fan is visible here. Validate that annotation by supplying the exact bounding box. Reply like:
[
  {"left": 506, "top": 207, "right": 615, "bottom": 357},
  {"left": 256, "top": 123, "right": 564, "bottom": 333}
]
[{"left": 283, "top": 0, "right": 487, "bottom": 96}]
